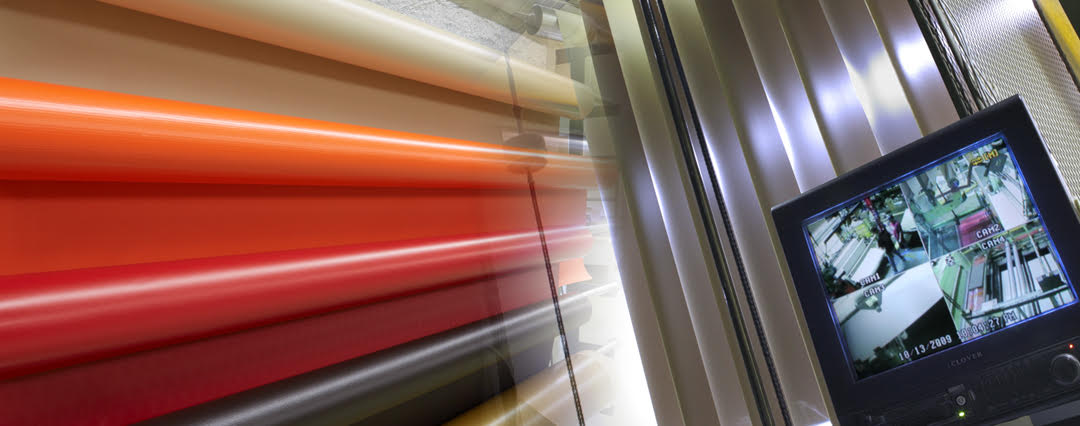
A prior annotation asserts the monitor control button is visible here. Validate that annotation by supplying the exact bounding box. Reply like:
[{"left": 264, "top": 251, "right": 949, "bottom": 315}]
[
  {"left": 955, "top": 395, "right": 967, "bottom": 406},
  {"left": 1050, "top": 353, "right": 1080, "bottom": 386}
]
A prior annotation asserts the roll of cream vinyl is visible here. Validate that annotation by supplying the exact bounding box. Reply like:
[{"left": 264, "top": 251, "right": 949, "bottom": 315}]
[
  {"left": 471, "top": 0, "right": 574, "bottom": 17},
  {"left": 97, "top": 0, "right": 598, "bottom": 118},
  {"left": 446, "top": 350, "right": 615, "bottom": 425}
]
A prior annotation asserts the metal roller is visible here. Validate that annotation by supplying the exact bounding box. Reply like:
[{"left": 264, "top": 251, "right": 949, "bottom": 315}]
[{"left": 527, "top": 5, "right": 563, "bottom": 41}]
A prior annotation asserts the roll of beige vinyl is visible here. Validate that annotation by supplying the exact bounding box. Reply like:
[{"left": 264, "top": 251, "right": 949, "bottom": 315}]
[
  {"left": 445, "top": 350, "right": 615, "bottom": 426},
  {"left": 473, "top": 0, "right": 570, "bottom": 17},
  {"left": 96, "top": 0, "right": 597, "bottom": 118}
]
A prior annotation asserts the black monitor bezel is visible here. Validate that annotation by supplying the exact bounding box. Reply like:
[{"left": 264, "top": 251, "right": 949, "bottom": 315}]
[{"left": 772, "top": 96, "right": 1080, "bottom": 417}]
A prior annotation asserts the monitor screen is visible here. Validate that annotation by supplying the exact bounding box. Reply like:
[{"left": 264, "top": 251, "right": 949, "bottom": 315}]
[{"left": 804, "top": 133, "right": 1077, "bottom": 379}]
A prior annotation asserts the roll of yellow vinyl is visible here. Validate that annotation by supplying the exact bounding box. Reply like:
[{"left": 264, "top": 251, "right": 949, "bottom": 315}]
[
  {"left": 446, "top": 350, "right": 615, "bottom": 426},
  {"left": 97, "top": 0, "right": 599, "bottom": 118}
]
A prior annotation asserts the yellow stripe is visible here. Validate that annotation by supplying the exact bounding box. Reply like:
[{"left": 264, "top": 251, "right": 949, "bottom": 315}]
[{"left": 1037, "top": 0, "right": 1080, "bottom": 80}]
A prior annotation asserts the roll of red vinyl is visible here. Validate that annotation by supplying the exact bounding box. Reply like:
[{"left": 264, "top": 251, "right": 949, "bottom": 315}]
[
  {"left": 0, "top": 181, "right": 585, "bottom": 275},
  {"left": 0, "top": 227, "right": 591, "bottom": 379},
  {"left": 0, "top": 77, "right": 598, "bottom": 189},
  {"left": 0, "top": 267, "right": 564, "bottom": 425}
]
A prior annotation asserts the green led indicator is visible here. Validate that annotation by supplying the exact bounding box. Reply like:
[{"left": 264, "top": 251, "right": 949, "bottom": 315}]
[{"left": 958, "top": 411, "right": 966, "bottom": 418}]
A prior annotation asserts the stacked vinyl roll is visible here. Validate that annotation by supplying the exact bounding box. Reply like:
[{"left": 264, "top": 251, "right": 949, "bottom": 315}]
[
  {"left": 0, "top": 77, "right": 597, "bottom": 191},
  {"left": 131, "top": 286, "right": 608, "bottom": 426},
  {"left": 1, "top": 181, "right": 587, "bottom": 275},
  {"left": 1, "top": 269, "right": 568, "bottom": 425},
  {"left": 0, "top": 228, "right": 592, "bottom": 378},
  {"left": 96, "top": 0, "right": 601, "bottom": 118},
  {"left": 445, "top": 350, "right": 616, "bottom": 426},
  {"left": 0, "top": 77, "right": 595, "bottom": 424}
]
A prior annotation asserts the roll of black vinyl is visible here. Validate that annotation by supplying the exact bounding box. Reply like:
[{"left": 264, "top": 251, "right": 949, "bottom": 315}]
[{"left": 139, "top": 284, "right": 611, "bottom": 426}]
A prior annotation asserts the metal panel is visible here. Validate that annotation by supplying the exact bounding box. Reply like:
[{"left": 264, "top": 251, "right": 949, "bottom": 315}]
[
  {"left": 865, "top": 0, "right": 959, "bottom": 134},
  {"left": 605, "top": 0, "right": 753, "bottom": 423},
  {"left": 818, "top": 0, "right": 924, "bottom": 154},
  {"left": 729, "top": 0, "right": 837, "bottom": 192},
  {"left": 588, "top": 2, "right": 689, "bottom": 423},
  {"left": 775, "top": 0, "right": 883, "bottom": 174},
  {"left": 623, "top": 0, "right": 770, "bottom": 421},
  {"left": 661, "top": 0, "right": 793, "bottom": 422},
  {"left": 690, "top": 1, "right": 841, "bottom": 425}
]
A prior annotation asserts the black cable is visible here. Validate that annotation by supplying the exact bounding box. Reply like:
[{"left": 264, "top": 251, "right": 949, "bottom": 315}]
[
  {"left": 529, "top": 170, "right": 587, "bottom": 426},
  {"left": 505, "top": 52, "right": 587, "bottom": 426}
]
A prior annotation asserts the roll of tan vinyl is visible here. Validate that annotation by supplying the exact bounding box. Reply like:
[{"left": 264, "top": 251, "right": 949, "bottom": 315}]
[
  {"left": 97, "top": 0, "right": 598, "bottom": 118},
  {"left": 446, "top": 350, "right": 615, "bottom": 426}
]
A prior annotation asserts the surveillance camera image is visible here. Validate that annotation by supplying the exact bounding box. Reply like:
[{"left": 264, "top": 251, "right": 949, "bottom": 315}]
[
  {"left": 807, "top": 185, "right": 927, "bottom": 299},
  {"left": 902, "top": 138, "right": 1035, "bottom": 259},
  {"left": 931, "top": 223, "right": 1075, "bottom": 341},
  {"left": 833, "top": 263, "right": 960, "bottom": 378},
  {"left": 804, "top": 133, "right": 1076, "bottom": 379}
]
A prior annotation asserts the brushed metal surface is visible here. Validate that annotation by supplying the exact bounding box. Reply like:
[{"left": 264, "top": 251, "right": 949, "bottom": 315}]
[
  {"left": 665, "top": 0, "right": 793, "bottom": 422},
  {"left": 818, "top": 0, "right": 924, "bottom": 154},
  {"left": 776, "top": 0, "right": 883, "bottom": 174},
  {"left": 606, "top": 0, "right": 735, "bottom": 423},
  {"left": 730, "top": 0, "right": 837, "bottom": 192},
  {"left": 866, "top": 0, "right": 959, "bottom": 134}
]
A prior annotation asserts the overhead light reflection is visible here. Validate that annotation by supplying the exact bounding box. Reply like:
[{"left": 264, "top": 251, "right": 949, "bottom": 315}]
[{"left": 764, "top": 93, "right": 799, "bottom": 182}]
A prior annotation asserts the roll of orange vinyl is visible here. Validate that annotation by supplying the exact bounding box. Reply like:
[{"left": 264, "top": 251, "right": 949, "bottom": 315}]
[{"left": 0, "top": 77, "right": 598, "bottom": 189}]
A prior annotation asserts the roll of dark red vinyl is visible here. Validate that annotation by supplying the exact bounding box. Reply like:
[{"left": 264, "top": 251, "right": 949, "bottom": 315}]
[
  {"left": 0, "top": 227, "right": 591, "bottom": 380},
  {"left": 0, "top": 268, "right": 569, "bottom": 426}
]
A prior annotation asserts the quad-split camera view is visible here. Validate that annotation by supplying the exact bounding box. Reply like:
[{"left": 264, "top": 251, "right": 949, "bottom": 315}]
[{"left": 805, "top": 135, "right": 1076, "bottom": 379}]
